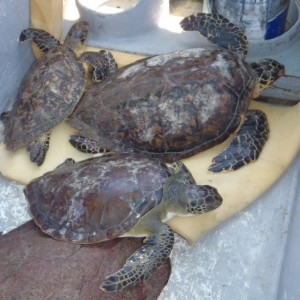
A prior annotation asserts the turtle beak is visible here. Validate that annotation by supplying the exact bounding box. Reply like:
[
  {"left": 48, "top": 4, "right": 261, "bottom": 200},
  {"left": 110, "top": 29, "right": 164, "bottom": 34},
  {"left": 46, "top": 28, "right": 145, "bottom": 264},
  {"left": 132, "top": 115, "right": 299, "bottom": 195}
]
[{"left": 278, "top": 67, "right": 285, "bottom": 77}]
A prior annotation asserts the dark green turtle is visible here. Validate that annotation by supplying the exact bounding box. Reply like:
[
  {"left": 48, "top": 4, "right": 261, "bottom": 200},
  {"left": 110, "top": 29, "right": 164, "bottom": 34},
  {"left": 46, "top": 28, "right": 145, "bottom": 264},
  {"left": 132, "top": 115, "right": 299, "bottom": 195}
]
[
  {"left": 24, "top": 153, "right": 222, "bottom": 292},
  {"left": 68, "top": 13, "right": 284, "bottom": 173},
  {"left": 1, "top": 21, "right": 117, "bottom": 166}
]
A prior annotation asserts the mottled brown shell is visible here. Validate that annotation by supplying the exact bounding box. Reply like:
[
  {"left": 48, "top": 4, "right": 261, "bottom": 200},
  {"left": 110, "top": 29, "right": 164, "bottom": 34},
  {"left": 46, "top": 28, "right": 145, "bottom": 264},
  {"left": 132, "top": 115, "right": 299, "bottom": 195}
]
[
  {"left": 25, "top": 153, "right": 170, "bottom": 244},
  {"left": 69, "top": 47, "right": 256, "bottom": 162},
  {"left": 4, "top": 46, "right": 85, "bottom": 150}
]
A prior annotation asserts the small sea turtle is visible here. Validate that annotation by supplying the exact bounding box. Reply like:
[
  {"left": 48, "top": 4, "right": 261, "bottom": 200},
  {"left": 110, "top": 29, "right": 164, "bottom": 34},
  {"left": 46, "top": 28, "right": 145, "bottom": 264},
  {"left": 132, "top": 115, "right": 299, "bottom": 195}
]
[
  {"left": 24, "top": 153, "right": 222, "bottom": 292},
  {"left": 1, "top": 21, "right": 117, "bottom": 166},
  {"left": 68, "top": 13, "right": 284, "bottom": 172}
]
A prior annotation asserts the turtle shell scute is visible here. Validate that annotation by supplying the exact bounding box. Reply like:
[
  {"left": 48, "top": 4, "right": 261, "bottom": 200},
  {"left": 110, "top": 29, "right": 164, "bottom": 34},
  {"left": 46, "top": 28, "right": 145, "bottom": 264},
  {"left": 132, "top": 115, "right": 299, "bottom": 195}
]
[
  {"left": 4, "top": 46, "right": 86, "bottom": 150},
  {"left": 69, "top": 47, "right": 255, "bottom": 161},
  {"left": 25, "top": 153, "right": 171, "bottom": 244}
]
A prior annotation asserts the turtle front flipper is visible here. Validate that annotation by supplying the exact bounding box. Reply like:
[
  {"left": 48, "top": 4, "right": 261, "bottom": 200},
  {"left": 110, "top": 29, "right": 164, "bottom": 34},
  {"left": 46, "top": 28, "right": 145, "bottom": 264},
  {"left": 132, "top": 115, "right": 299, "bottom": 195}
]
[
  {"left": 209, "top": 110, "right": 269, "bottom": 172},
  {"left": 69, "top": 135, "right": 109, "bottom": 154},
  {"left": 101, "top": 223, "right": 174, "bottom": 292},
  {"left": 19, "top": 29, "right": 62, "bottom": 53},
  {"left": 80, "top": 50, "right": 118, "bottom": 82},
  {"left": 180, "top": 13, "right": 248, "bottom": 55},
  {"left": 27, "top": 133, "right": 50, "bottom": 166}
]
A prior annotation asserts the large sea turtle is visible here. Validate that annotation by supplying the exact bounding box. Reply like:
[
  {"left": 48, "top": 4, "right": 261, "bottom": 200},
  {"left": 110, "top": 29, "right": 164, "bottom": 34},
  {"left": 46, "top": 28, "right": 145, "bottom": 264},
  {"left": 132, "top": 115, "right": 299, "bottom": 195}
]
[
  {"left": 1, "top": 21, "right": 117, "bottom": 166},
  {"left": 24, "top": 153, "right": 222, "bottom": 292},
  {"left": 68, "top": 13, "right": 284, "bottom": 172}
]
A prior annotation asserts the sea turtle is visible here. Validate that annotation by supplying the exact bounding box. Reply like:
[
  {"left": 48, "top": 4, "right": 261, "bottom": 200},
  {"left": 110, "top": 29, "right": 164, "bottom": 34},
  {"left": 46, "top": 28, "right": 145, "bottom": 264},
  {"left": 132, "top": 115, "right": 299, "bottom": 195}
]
[
  {"left": 68, "top": 13, "right": 284, "bottom": 172},
  {"left": 1, "top": 21, "right": 117, "bottom": 166},
  {"left": 24, "top": 153, "right": 222, "bottom": 292}
]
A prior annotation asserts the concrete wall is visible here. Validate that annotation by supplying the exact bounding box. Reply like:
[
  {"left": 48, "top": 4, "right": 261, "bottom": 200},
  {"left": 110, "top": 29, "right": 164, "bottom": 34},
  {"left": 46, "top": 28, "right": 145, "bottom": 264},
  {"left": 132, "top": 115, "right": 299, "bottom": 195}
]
[{"left": 0, "top": 0, "right": 34, "bottom": 113}]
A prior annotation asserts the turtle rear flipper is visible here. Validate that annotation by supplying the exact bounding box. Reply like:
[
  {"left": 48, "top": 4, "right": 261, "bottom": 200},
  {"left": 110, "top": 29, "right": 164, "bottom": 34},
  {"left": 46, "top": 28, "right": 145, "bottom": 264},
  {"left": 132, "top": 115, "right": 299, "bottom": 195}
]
[
  {"left": 27, "top": 133, "right": 50, "bottom": 166},
  {"left": 19, "top": 28, "right": 62, "bottom": 53},
  {"left": 209, "top": 110, "right": 269, "bottom": 172},
  {"left": 100, "top": 223, "right": 174, "bottom": 292},
  {"left": 0, "top": 111, "right": 10, "bottom": 127},
  {"left": 180, "top": 13, "right": 248, "bottom": 55},
  {"left": 69, "top": 135, "right": 109, "bottom": 154}
]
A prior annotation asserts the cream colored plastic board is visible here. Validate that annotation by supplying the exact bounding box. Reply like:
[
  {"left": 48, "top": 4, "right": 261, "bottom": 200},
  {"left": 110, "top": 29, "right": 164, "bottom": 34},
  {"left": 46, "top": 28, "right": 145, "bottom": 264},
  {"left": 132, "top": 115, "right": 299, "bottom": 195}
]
[{"left": 1, "top": 97, "right": 299, "bottom": 242}]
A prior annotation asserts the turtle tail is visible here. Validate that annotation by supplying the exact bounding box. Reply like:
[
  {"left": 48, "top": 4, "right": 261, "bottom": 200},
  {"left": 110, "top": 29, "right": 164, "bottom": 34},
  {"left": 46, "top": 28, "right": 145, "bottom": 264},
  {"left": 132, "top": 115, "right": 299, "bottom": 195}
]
[{"left": 100, "top": 223, "right": 174, "bottom": 292}]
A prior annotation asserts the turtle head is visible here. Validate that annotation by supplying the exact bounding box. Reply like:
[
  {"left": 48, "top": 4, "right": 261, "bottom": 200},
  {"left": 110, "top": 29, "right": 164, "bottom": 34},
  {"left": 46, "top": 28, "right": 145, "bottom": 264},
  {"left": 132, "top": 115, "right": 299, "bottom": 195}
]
[
  {"left": 251, "top": 59, "right": 285, "bottom": 98},
  {"left": 63, "top": 21, "right": 89, "bottom": 50},
  {"left": 183, "top": 184, "right": 222, "bottom": 215},
  {"left": 163, "top": 177, "right": 222, "bottom": 218},
  {"left": 163, "top": 162, "right": 222, "bottom": 219}
]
